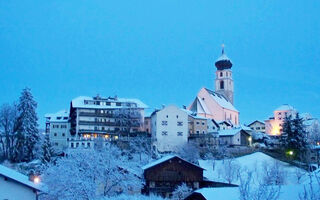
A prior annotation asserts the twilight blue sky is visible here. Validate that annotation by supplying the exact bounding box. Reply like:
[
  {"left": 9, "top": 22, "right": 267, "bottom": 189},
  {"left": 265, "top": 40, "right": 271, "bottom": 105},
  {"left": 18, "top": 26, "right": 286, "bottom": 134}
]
[{"left": 0, "top": 0, "right": 319, "bottom": 128}]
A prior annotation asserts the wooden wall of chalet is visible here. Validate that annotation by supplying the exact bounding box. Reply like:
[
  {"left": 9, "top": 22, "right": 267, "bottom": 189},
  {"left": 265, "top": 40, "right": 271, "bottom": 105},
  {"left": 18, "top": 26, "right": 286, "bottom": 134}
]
[{"left": 144, "top": 157, "right": 203, "bottom": 182}]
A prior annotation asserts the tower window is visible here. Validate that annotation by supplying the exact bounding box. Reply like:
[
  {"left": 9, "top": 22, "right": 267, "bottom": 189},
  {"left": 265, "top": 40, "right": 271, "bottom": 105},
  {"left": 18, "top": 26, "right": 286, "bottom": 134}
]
[
  {"left": 220, "top": 72, "right": 223, "bottom": 77},
  {"left": 220, "top": 81, "right": 224, "bottom": 89}
]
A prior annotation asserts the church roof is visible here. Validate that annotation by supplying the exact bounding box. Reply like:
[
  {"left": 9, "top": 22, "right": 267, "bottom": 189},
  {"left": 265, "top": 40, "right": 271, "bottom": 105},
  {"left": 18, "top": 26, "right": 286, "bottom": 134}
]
[{"left": 204, "top": 88, "right": 238, "bottom": 112}]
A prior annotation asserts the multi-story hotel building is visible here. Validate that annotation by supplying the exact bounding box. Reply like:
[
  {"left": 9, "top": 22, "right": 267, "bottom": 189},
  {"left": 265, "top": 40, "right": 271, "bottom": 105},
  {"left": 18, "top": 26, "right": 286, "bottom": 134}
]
[{"left": 69, "top": 95, "right": 147, "bottom": 142}]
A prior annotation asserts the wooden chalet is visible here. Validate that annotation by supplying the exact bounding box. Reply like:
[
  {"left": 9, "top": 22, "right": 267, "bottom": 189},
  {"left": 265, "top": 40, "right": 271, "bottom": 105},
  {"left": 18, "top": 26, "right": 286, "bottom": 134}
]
[{"left": 142, "top": 155, "right": 216, "bottom": 198}]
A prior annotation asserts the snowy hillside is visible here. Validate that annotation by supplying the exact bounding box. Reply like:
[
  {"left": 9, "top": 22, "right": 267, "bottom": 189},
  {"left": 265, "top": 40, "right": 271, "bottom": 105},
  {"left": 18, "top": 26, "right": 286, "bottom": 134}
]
[{"left": 199, "top": 152, "right": 307, "bottom": 185}]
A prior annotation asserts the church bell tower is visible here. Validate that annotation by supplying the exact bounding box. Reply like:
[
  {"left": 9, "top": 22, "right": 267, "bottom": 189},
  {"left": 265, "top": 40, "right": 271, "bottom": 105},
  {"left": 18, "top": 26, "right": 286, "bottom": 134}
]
[{"left": 214, "top": 44, "right": 234, "bottom": 104}]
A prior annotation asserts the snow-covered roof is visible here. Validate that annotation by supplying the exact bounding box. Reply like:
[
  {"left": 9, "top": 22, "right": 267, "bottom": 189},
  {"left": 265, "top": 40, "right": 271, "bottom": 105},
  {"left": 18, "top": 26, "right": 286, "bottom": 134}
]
[
  {"left": 248, "top": 120, "right": 265, "bottom": 126},
  {"left": 219, "top": 128, "right": 242, "bottom": 136},
  {"left": 181, "top": 108, "right": 207, "bottom": 120},
  {"left": 304, "top": 118, "right": 318, "bottom": 126},
  {"left": 45, "top": 110, "right": 69, "bottom": 122},
  {"left": 71, "top": 96, "right": 148, "bottom": 109},
  {"left": 216, "top": 53, "right": 232, "bottom": 63},
  {"left": 0, "top": 164, "right": 41, "bottom": 191},
  {"left": 205, "top": 88, "right": 238, "bottom": 112},
  {"left": 142, "top": 155, "right": 204, "bottom": 170},
  {"left": 275, "top": 104, "right": 295, "bottom": 111},
  {"left": 191, "top": 184, "right": 313, "bottom": 200}
]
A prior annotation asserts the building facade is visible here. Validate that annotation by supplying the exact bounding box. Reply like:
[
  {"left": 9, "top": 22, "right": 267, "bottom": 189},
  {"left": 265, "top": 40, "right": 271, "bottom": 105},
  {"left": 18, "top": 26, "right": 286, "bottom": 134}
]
[
  {"left": 151, "top": 105, "right": 188, "bottom": 153},
  {"left": 45, "top": 110, "right": 70, "bottom": 152},
  {"left": 265, "top": 104, "right": 296, "bottom": 136},
  {"left": 69, "top": 95, "right": 147, "bottom": 141},
  {"left": 248, "top": 120, "right": 266, "bottom": 133}
]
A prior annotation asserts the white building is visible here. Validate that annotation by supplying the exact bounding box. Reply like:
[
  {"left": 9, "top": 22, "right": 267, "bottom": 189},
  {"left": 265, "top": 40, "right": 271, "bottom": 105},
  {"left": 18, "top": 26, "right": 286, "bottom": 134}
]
[
  {"left": 45, "top": 110, "right": 70, "bottom": 152},
  {"left": 0, "top": 164, "right": 41, "bottom": 200},
  {"left": 151, "top": 105, "right": 188, "bottom": 152}
]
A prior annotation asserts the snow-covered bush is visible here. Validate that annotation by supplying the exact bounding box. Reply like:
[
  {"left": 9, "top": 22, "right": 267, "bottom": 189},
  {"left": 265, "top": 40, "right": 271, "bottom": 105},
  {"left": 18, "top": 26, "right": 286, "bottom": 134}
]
[{"left": 171, "top": 183, "right": 193, "bottom": 200}]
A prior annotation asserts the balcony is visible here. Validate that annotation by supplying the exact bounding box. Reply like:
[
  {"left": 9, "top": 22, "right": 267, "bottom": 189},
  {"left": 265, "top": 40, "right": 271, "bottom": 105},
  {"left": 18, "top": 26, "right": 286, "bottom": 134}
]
[{"left": 78, "top": 120, "right": 117, "bottom": 126}]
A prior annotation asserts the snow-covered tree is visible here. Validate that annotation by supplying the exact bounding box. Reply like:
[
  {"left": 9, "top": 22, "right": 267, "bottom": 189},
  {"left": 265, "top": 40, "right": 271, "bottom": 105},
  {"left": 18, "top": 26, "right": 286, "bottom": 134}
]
[
  {"left": 14, "top": 88, "right": 40, "bottom": 162},
  {"left": 114, "top": 108, "right": 143, "bottom": 138},
  {"left": 308, "top": 122, "right": 320, "bottom": 145},
  {"left": 41, "top": 134, "right": 55, "bottom": 165},
  {"left": 42, "top": 144, "right": 142, "bottom": 199},
  {"left": 171, "top": 183, "right": 193, "bottom": 200},
  {"left": 174, "top": 142, "right": 200, "bottom": 164},
  {"left": 281, "top": 113, "right": 308, "bottom": 160}
]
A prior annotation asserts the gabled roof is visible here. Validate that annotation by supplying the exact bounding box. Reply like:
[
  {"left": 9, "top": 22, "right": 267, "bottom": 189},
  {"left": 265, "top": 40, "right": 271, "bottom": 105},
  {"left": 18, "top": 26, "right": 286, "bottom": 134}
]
[
  {"left": 248, "top": 120, "right": 265, "bottom": 126},
  {"left": 0, "top": 164, "right": 41, "bottom": 191},
  {"left": 204, "top": 88, "right": 238, "bottom": 112},
  {"left": 142, "top": 155, "right": 204, "bottom": 171}
]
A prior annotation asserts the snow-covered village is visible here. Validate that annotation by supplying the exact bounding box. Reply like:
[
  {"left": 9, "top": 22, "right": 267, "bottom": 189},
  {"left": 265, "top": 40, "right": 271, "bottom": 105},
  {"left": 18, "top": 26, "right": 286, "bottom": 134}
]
[{"left": 1, "top": 1, "right": 320, "bottom": 200}]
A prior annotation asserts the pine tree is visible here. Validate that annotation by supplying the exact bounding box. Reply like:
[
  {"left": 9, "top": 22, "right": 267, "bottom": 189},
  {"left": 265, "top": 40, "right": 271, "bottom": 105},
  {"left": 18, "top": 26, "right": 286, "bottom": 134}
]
[
  {"left": 292, "top": 113, "right": 308, "bottom": 159},
  {"left": 280, "top": 114, "right": 293, "bottom": 148},
  {"left": 16, "top": 88, "right": 39, "bottom": 162},
  {"left": 41, "top": 134, "right": 55, "bottom": 165}
]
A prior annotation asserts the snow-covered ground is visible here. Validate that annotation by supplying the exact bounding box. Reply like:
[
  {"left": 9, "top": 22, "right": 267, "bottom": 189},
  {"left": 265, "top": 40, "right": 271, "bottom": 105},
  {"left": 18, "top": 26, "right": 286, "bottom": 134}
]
[{"left": 199, "top": 152, "right": 307, "bottom": 185}]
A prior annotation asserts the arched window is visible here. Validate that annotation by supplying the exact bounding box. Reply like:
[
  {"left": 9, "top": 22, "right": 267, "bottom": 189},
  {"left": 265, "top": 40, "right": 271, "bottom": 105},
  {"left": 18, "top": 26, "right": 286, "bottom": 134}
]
[
  {"left": 220, "top": 81, "right": 224, "bottom": 89},
  {"left": 220, "top": 72, "right": 223, "bottom": 77}
]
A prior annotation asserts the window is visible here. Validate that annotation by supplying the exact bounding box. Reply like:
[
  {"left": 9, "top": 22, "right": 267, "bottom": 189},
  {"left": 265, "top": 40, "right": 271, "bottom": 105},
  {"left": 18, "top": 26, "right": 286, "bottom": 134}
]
[
  {"left": 202, "top": 122, "right": 205, "bottom": 125},
  {"left": 162, "top": 131, "right": 168, "bottom": 136},
  {"left": 71, "top": 143, "right": 74, "bottom": 148},
  {"left": 202, "top": 131, "right": 205, "bottom": 134},
  {"left": 162, "top": 121, "right": 168, "bottom": 126},
  {"left": 54, "top": 133, "right": 57, "bottom": 136},
  {"left": 177, "top": 121, "right": 183, "bottom": 126},
  {"left": 196, "top": 121, "right": 200, "bottom": 125},
  {"left": 76, "top": 143, "right": 79, "bottom": 147},
  {"left": 57, "top": 117, "right": 62, "bottom": 120},
  {"left": 177, "top": 132, "right": 183, "bottom": 136},
  {"left": 262, "top": 127, "right": 265, "bottom": 129},
  {"left": 55, "top": 143, "right": 58, "bottom": 146},
  {"left": 220, "top": 72, "right": 223, "bottom": 77},
  {"left": 63, "top": 117, "right": 68, "bottom": 120},
  {"left": 176, "top": 115, "right": 179, "bottom": 119},
  {"left": 166, "top": 115, "right": 168, "bottom": 118},
  {"left": 220, "top": 81, "right": 224, "bottom": 89},
  {"left": 100, "top": 110, "right": 104, "bottom": 114},
  {"left": 256, "top": 127, "right": 261, "bottom": 130},
  {"left": 62, "top": 133, "right": 65, "bottom": 137},
  {"left": 116, "top": 102, "right": 121, "bottom": 106},
  {"left": 196, "top": 131, "right": 200, "bottom": 134},
  {"left": 87, "top": 143, "right": 91, "bottom": 147}
]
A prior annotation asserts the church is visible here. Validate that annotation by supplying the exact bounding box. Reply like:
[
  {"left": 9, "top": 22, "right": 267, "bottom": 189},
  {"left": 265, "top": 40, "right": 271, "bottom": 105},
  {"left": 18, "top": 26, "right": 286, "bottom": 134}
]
[{"left": 188, "top": 45, "right": 240, "bottom": 126}]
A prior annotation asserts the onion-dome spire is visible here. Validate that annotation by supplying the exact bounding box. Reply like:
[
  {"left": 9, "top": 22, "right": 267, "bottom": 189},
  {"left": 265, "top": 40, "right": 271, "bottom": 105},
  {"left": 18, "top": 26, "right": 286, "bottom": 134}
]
[{"left": 215, "top": 44, "right": 232, "bottom": 70}]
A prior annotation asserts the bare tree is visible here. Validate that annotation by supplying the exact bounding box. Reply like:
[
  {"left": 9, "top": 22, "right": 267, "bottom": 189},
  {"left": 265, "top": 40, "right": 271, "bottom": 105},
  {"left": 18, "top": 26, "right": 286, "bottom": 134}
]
[
  {"left": 0, "top": 103, "right": 19, "bottom": 160},
  {"left": 114, "top": 108, "right": 143, "bottom": 139},
  {"left": 299, "top": 171, "right": 320, "bottom": 200},
  {"left": 174, "top": 142, "right": 200, "bottom": 164},
  {"left": 171, "top": 183, "right": 193, "bottom": 200},
  {"left": 239, "top": 169, "right": 281, "bottom": 200},
  {"left": 220, "top": 157, "right": 240, "bottom": 184}
]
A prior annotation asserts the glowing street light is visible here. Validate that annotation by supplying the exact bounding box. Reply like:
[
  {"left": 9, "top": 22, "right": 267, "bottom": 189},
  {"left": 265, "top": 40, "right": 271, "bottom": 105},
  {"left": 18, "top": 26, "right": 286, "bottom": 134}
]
[
  {"left": 33, "top": 176, "right": 40, "bottom": 184},
  {"left": 288, "top": 151, "right": 293, "bottom": 156}
]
